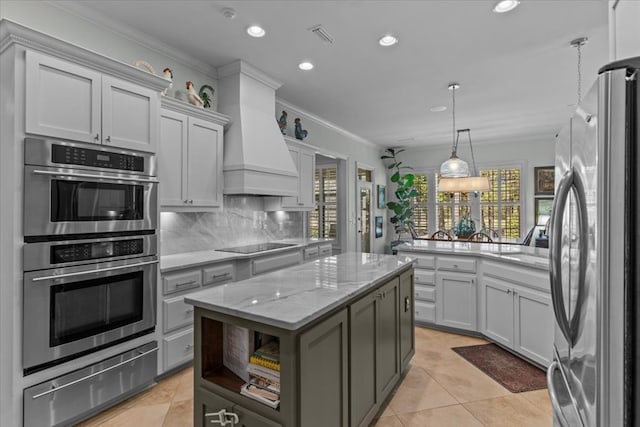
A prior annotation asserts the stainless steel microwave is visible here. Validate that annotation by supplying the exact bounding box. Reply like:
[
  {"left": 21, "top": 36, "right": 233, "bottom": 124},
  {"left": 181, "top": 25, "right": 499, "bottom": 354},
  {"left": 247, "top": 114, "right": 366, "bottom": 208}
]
[{"left": 23, "top": 138, "right": 158, "bottom": 238}]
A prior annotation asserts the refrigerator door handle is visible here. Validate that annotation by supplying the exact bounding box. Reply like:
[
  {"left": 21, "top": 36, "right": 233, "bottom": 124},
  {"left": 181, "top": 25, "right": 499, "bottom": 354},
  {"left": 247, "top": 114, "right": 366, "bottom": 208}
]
[
  {"left": 547, "top": 361, "right": 570, "bottom": 427},
  {"left": 549, "top": 171, "right": 574, "bottom": 345},
  {"left": 549, "top": 168, "right": 589, "bottom": 346}
]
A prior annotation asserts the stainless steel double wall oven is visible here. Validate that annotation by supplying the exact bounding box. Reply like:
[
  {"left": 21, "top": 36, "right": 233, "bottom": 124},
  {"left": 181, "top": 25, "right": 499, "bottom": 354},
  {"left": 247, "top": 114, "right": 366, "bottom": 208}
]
[
  {"left": 22, "top": 138, "right": 160, "bottom": 426},
  {"left": 22, "top": 138, "right": 159, "bottom": 374}
]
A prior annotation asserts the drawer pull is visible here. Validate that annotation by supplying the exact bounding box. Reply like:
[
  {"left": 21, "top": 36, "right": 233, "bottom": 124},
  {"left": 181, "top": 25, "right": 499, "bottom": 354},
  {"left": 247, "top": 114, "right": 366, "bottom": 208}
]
[
  {"left": 211, "top": 273, "right": 231, "bottom": 279},
  {"left": 453, "top": 264, "right": 459, "bottom": 268},
  {"left": 205, "top": 409, "right": 239, "bottom": 426},
  {"left": 176, "top": 280, "right": 197, "bottom": 288}
]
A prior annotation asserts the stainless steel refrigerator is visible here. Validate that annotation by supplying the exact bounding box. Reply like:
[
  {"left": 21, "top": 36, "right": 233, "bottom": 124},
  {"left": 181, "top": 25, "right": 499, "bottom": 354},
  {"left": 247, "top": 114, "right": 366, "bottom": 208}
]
[{"left": 547, "top": 56, "right": 639, "bottom": 427}]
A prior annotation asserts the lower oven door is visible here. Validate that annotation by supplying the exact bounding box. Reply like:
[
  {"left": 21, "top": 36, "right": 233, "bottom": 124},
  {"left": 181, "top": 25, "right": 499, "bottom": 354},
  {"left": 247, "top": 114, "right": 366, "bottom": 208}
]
[{"left": 23, "top": 256, "right": 158, "bottom": 373}]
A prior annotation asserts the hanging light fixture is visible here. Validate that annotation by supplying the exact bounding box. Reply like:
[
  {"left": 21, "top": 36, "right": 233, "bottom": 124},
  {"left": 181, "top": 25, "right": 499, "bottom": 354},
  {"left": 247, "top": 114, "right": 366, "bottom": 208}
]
[
  {"left": 439, "top": 83, "right": 469, "bottom": 178},
  {"left": 438, "top": 83, "right": 490, "bottom": 192}
]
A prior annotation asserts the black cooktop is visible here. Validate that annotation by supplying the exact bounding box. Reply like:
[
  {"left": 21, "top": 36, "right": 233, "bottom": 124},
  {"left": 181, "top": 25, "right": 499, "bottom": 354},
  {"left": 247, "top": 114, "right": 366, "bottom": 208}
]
[{"left": 216, "top": 242, "right": 297, "bottom": 254}]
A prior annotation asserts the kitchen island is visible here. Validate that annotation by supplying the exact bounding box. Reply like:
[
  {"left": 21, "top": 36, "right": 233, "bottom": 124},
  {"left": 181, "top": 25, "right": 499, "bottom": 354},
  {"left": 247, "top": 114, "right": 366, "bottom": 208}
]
[{"left": 184, "top": 252, "right": 415, "bottom": 427}]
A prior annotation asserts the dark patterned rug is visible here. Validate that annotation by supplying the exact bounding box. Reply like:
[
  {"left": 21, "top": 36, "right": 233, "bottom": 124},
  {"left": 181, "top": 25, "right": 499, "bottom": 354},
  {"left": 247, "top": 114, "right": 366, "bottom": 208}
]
[{"left": 452, "top": 343, "right": 547, "bottom": 393}]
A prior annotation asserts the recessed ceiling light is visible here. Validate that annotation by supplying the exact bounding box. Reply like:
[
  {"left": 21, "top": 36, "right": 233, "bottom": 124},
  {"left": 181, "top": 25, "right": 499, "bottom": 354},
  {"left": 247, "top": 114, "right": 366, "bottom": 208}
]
[
  {"left": 379, "top": 34, "right": 398, "bottom": 47},
  {"left": 493, "top": 0, "right": 520, "bottom": 13},
  {"left": 430, "top": 106, "right": 447, "bottom": 112},
  {"left": 246, "top": 25, "right": 266, "bottom": 38},
  {"left": 298, "top": 61, "right": 314, "bottom": 71}
]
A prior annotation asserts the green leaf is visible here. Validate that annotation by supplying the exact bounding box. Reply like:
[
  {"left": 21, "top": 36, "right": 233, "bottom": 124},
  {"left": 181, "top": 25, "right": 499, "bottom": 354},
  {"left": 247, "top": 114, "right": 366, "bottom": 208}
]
[
  {"left": 390, "top": 172, "right": 400, "bottom": 183},
  {"left": 407, "top": 189, "right": 419, "bottom": 198},
  {"left": 403, "top": 174, "right": 415, "bottom": 187},
  {"left": 380, "top": 155, "right": 393, "bottom": 160}
]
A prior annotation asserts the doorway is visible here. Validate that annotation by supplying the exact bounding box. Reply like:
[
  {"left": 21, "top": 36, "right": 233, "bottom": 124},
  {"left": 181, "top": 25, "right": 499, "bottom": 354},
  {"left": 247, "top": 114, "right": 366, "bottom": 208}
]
[{"left": 356, "top": 166, "right": 373, "bottom": 253}]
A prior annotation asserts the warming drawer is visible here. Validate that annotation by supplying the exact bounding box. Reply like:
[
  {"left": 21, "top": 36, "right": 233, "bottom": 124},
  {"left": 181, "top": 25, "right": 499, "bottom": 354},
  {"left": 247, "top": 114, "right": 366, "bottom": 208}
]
[{"left": 24, "top": 341, "right": 157, "bottom": 427}]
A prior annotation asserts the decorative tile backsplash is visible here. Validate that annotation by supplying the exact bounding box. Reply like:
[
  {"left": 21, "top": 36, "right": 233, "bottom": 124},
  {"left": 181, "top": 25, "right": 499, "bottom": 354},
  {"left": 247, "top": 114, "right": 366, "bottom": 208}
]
[{"left": 160, "top": 196, "right": 304, "bottom": 255}]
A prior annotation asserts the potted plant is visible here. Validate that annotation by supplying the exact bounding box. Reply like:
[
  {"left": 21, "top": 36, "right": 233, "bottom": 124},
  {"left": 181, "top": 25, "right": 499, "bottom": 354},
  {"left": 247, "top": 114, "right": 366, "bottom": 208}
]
[
  {"left": 381, "top": 148, "right": 419, "bottom": 245},
  {"left": 454, "top": 213, "right": 476, "bottom": 239}
]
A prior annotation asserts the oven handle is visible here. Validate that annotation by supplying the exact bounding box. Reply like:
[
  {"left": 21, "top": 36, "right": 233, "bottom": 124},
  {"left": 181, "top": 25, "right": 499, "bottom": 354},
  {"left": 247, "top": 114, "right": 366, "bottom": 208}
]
[
  {"left": 32, "top": 169, "right": 159, "bottom": 184},
  {"left": 31, "top": 260, "right": 159, "bottom": 282},
  {"left": 30, "top": 346, "right": 159, "bottom": 400}
]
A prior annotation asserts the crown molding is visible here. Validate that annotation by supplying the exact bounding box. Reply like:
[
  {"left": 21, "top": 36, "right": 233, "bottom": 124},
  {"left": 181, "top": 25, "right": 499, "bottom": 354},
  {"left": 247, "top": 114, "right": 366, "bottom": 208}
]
[
  {"left": 0, "top": 19, "right": 168, "bottom": 91},
  {"left": 161, "top": 96, "right": 231, "bottom": 127},
  {"left": 276, "top": 97, "right": 380, "bottom": 149},
  {"left": 217, "top": 60, "right": 282, "bottom": 90},
  {"left": 46, "top": 1, "right": 218, "bottom": 78}
]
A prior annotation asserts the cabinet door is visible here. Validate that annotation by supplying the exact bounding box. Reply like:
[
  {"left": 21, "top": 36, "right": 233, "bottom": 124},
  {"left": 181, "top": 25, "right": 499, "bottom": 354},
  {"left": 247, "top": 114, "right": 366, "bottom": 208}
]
[
  {"left": 481, "top": 278, "right": 514, "bottom": 348},
  {"left": 187, "top": 117, "right": 223, "bottom": 207},
  {"left": 514, "top": 287, "right": 553, "bottom": 367},
  {"left": 297, "top": 149, "right": 315, "bottom": 208},
  {"left": 377, "top": 278, "right": 400, "bottom": 401},
  {"left": 102, "top": 75, "right": 159, "bottom": 152},
  {"left": 159, "top": 109, "right": 188, "bottom": 206},
  {"left": 232, "top": 405, "right": 282, "bottom": 427},
  {"left": 300, "top": 308, "right": 348, "bottom": 427},
  {"left": 280, "top": 147, "right": 301, "bottom": 208},
  {"left": 349, "top": 292, "right": 378, "bottom": 427},
  {"left": 399, "top": 270, "right": 415, "bottom": 370},
  {"left": 436, "top": 272, "right": 477, "bottom": 331},
  {"left": 25, "top": 50, "right": 101, "bottom": 144}
]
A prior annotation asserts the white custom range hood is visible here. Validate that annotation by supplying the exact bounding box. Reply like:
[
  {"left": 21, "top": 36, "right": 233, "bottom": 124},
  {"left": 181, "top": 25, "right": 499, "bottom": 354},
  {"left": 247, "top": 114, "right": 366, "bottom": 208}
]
[{"left": 218, "top": 60, "right": 298, "bottom": 196}]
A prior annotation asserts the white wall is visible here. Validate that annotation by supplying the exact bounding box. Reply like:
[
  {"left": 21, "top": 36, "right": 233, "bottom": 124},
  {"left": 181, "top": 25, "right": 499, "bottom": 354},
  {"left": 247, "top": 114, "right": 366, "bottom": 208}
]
[
  {"left": 276, "top": 100, "right": 389, "bottom": 254},
  {"left": 396, "top": 136, "right": 556, "bottom": 240}
]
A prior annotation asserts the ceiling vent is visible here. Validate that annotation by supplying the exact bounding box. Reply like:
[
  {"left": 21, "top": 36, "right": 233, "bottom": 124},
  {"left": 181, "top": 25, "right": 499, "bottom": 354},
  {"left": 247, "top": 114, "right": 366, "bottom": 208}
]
[{"left": 308, "top": 25, "right": 335, "bottom": 44}]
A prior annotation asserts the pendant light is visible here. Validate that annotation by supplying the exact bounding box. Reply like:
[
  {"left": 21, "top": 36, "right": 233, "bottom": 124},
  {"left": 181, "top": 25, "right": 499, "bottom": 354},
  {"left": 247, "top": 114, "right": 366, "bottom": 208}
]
[
  {"left": 439, "top": 83, "right": 469, "bottom": 177},
  {"left": 438, "top": 83, "right": 490, "bottom": 193}
]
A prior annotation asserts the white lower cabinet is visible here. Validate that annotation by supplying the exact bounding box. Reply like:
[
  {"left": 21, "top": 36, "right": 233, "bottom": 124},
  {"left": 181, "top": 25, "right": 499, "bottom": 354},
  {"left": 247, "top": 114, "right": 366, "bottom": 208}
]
[
  {"left": 481, "top": 275, "right": 553, "bottom": 366},
  {"left": 163, "top": 328, "right": 194, "bottom": 371},
  {"left": 436, "top": 272, "right": 477, "bottom": 331}
]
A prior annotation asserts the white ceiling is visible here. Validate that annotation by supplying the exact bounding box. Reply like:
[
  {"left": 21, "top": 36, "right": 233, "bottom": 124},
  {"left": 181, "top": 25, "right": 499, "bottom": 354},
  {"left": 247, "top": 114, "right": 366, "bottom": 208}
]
[{"left": 62, "top": 0, "right": 609, "bottom": 149}]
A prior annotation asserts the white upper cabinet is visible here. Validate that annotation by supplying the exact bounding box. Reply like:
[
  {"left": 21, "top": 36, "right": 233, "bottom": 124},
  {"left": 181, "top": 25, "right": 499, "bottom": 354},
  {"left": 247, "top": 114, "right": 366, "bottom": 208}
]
[
  {"left": 25, "top": 51, "right": 102, "bottom": 144},
  {"left": 26, "top": 50, "right": 159, "bottom": 152},
  {"left": 101, "top": 75, "right": 159, "bottom": 152},
  {"left": 265, "top": 140, "right": 316, "bottom": 210},
  {"left": 159, "top": 98, "right": 229, "bottom": 210}
]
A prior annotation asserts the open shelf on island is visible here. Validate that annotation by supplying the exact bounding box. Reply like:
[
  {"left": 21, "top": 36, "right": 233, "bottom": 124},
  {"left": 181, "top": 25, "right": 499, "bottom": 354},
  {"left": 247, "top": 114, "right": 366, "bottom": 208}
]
[{"left": 200, "top": 316, "right": 281, "bottom": 411}]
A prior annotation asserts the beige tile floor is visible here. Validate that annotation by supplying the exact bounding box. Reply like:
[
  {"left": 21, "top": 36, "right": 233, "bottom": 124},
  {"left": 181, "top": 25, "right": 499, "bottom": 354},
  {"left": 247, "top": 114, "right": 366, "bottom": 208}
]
[{"left": 78, "top": 326, "right": 552, "bottom": 427}]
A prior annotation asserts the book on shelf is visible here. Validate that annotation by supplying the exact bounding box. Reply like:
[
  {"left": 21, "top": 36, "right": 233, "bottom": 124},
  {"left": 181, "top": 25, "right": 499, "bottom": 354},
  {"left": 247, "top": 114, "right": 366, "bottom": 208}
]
[
  {"left": 240, "top": 383, "right": 280, "bottom": 409},
  {"left": 249, "top": 355, "right": 280, "bottom": 372},
  {"left": 250, "top": 375, "right": 280, "bottom": 393},
  {"left": 253, "top": 340, "right": 280, "bottom": 363},
  {"left": 246, "top": 362, "right": 280, "bottom": 384},
  {"left": 222, "top": 325, "right": 254, "bottom": 382}
]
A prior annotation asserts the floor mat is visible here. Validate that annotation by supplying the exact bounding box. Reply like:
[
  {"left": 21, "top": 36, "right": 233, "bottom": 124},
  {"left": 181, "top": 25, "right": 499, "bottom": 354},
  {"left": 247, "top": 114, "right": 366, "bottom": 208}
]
[{"left": 452, "top": 343, "right": 547, "bottom": 393}]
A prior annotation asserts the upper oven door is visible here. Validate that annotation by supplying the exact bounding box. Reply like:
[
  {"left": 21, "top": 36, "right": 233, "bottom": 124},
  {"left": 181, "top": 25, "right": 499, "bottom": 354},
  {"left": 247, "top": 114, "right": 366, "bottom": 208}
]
[{"left": 24, "top": 165, "right": 158, "bottom": 237}]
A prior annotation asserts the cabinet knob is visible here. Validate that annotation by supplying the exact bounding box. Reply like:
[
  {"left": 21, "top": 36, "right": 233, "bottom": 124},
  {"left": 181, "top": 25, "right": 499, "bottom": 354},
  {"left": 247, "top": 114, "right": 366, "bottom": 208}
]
[
  {"left": 507, "top": 289, "right": 512, "bottom": 294},
  {"left": 184, "top": 200, "right": 189, "bottom": 204},
  {"left": 105, "top": 135, "right": 111, "bottom": 142},
  {"left": 298, "top": 202, "right": 304, "bottom": 206},
  {"left": 94, "top": 133, "right": 100, "bottom": 141},
  {"left": 190, "top": 200, "right": 194, "bottom": 204}
]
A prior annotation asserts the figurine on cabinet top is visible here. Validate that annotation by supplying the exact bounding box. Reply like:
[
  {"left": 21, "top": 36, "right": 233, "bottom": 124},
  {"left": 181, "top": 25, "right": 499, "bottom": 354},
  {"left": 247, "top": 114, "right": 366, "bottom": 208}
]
[
  {"left": 294, "top": 118, "right": 308, "bottom": 140},
  {"left": 198, "top": 85, "right": 215, "bottom": 109},
  {"left": 186, "top": 81, "right": 204, "bottom": 108},
  {"left": 278, "top": 111, "right": 288, "bottom": 135},
  {"left": 161, "top": 67, "right": 173, "bottom": 96}
]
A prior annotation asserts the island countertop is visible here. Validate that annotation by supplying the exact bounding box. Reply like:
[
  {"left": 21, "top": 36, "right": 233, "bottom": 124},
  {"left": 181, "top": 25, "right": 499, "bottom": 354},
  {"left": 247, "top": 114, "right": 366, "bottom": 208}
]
[{"left": 184, "top": 252, "right": 414, "bottom": 330}]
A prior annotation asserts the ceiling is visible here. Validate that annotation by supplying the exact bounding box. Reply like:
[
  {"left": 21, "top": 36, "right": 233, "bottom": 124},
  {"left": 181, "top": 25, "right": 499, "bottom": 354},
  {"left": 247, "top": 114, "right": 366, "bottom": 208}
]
[{"left": 60, "top": 0, "right": 609, "bottom": 149}]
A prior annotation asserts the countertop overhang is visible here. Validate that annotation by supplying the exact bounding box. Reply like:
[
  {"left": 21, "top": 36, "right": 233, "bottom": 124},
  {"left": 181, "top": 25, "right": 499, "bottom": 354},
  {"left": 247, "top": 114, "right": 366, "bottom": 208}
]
[
  {"left": 396, "top": 240, "right": 549, "bottom": 270},
  {"left": 184, "top": 252, "right": 414, "bottom": 330}
]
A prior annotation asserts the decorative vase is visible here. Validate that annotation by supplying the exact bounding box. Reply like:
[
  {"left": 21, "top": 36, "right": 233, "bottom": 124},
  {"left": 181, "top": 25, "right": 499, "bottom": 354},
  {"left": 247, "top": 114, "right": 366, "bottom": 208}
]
[{"left": 454, "top": 215, "right": 476, "bottom": 239}]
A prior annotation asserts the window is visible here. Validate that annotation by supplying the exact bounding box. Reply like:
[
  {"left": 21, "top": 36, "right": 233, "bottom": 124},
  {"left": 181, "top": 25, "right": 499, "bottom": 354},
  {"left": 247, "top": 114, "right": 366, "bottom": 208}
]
[
  {"left": 479, "top": 167, "right": 521, "bottom": 239},
  {"left": 410, "top": 166, "right": 522, "bottom": 240},
  {"left": 412, "top": 174, "right": 429, "bottom": 236},
  {"left": 310, "top": 166, "right": 337, "bottom": 238}
]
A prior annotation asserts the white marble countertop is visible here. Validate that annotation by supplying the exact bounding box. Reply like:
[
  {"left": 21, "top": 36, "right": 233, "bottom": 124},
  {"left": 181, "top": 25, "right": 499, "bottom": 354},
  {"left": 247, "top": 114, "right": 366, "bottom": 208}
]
[
  {"left": 160, "top": 238, "right": 335, "bottom": 272},
  {"left": 184, "top": 252, "right": 414, "bottom": 330},
  {"left": 397, "top": 240, "right": 549, "bottom": 270}
]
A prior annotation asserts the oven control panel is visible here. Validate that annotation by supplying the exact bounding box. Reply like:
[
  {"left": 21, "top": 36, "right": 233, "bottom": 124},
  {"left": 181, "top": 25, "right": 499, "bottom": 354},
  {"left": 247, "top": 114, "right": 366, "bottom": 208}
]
[
  {"left": 51, "top": 239, "right": 144, "bottom": 264},
  {"left": 52, "top": 145, "right": 144, "bottom": 172}
]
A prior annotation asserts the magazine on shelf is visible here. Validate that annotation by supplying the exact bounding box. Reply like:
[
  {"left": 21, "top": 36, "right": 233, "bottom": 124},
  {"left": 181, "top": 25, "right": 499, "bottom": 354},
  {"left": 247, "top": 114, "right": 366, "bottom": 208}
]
[
  {"left": 250, "top": 375, "right": 280, "bottom": 393},
  {"left": 240, "top": 383, "right": 280, "bottom": 409}
]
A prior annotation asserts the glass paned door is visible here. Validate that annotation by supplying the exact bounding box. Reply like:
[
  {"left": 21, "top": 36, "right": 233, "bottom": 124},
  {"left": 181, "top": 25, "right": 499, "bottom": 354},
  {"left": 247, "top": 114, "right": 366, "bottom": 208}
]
[{"left": 357, "top": 182, "right": 372, "bottom": 253}]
